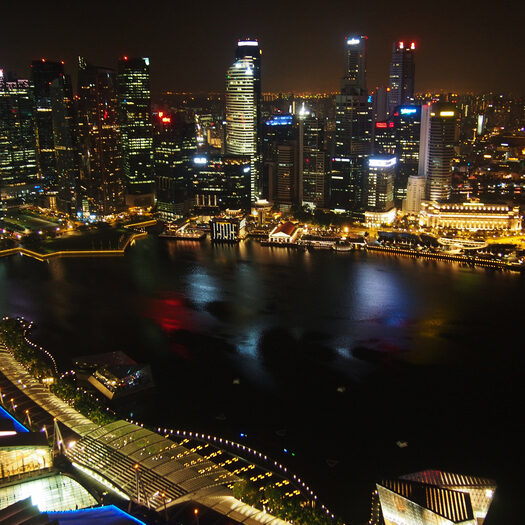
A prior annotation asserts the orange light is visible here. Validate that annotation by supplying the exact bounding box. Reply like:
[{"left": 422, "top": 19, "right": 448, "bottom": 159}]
[
  {"left": 194, "top": 509, "right": 199, "bottom": 514},
  {"left": 161, "top": 117, "right": 171, "bottom": 123},
  {"left": 41, "top": 58, "right": 46, "bottom": 62}
]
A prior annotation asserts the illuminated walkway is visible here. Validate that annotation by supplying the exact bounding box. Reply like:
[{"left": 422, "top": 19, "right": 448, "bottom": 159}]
[{"left": 0, "top": 344, "right": 291, "bottom": 524}]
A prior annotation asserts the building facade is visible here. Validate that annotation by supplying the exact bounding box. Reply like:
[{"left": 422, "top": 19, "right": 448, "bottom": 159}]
[
  {"left": 77, "top": 58, "right": 125, "bottom": 216},
  {"left": 225, "top": 39, "right": 261, "bottom": 202},
  {"left": 117, "top": 57, "right": 154, "bottom": 206},
  {"left": 0, "top": 72, "right": 39, "bottom": 207},
  {"left": 419, "top": 201, "right": 521, "bottom": 231},
  {"left": 388, "top": 41, "right": 416, "bottom": 113}
]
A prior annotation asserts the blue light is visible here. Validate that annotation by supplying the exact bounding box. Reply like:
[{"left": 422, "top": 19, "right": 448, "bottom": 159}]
[
  {"left": 283, "top": 448, "right": 288, "bottom": 453},
  {"left": 265, "top": 114, "right": 293, "bottom": 126},
  {"left": 367, "top": 95, "right": 372, "bottom": 103},
  {"left": 0, "top": 405, "right": 29, "bottom": 432},
  {"left": 240, "top": 433, "right": 245, "bottom": 437},
  {"left": 47, "top": 505, "right": 147, "bottom": 525},
  {"left": 400, "top": 107, "right": 418, "bottom": 115}
]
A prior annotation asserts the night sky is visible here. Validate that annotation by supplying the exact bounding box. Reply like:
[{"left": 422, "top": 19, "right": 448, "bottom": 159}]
[{"left": 2, "top": 0, "right": 524, "bottom": 95}]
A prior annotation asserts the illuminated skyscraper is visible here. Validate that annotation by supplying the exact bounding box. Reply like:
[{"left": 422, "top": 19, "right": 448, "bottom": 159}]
[
  {"left": 117, "top": 56, "right": 154, "bottom": 206},
  {"left": 388, "top": 41, "right": 416, "bottom": 113},
  {"left": 31, "top": 59, "right": 64, "bottom": 194},
  {"left": 422, "top": 104, "right": 458, "bottom": 202},
  {"left": 154, "top": 110, "right": 197, "bottom": 221},
  {"left": 225, "top": 39, "right": 261, "bottom": 202},
  {"left": 300, "top": 115, "right": 328, "bottom": 208},
  {"left": 331, "top": 35, "right": 373, "bottom": 212},
  {"left": 0, "top": 70, "right": 39, "bottom": 209},
  {"left": 77, "top": 57, "right": 125, "bottom": 215},
  {"left": 365, "top": 156, "right": 396, "bottom": 212},
  {"left": 50, "top": 74, "right": 80, "bottom": 214}
]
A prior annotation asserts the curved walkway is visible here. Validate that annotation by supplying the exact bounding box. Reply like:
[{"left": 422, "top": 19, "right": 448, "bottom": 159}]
[{"left": 0, "top": 344, "right": 290, "bottom": 524}]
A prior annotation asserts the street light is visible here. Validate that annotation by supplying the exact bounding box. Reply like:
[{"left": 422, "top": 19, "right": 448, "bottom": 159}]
[{"left": 194, "top": 508, "right": 200, "bottom": 525}]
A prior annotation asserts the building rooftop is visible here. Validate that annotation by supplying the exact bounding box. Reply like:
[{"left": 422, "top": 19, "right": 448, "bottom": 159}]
[{"left": 378, "top": 478, "right": 474, "bottom": 523}]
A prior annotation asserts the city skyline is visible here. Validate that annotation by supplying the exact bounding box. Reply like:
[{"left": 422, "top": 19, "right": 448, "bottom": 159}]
[{"left": 1, "top": 1, "right": 524, "bottom": 95}]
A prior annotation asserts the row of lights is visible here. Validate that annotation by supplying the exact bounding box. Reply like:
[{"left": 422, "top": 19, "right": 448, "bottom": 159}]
[{"left": 126, "top": 418, "right": 339, "bottom": 521}]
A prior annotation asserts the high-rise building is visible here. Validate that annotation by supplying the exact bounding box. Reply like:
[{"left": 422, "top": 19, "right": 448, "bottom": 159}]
[
  {"left": 30, "top": 59, "right": 64, "bottom": 194},
  {"left": 342, "top": 35, "right": 368, "bottom": 96},
  {"left": 262, "top": 113, "right": 295, "bottom": 201},
  {"left": 300, "top": 115, "right": 328, "bottom": 208},
  {"left": 0, "top": 70, "right": 39, "bottom": 207},
  {"left": 117, "top": 56, "right": 154, "bottom": 206},
  {"left": 77, "top": 57, "right": 125, "bottom": 215},
  {"left": 388, "top": 41, "right": 416, "bottom": 114},
  {"left": 392, "top": 105, "right": 422, "bottom": 201},
  {"left": 50, "top": 74, "right": 80, "bottom": 214},
  {"left": 190, "top": 155, "right": 251, "bottom": 212},
  {"left": 154, "top": 110, "right": 197, "bottom": 221},
  {"left": 275, "top": 142, "right": 299, "bottom": 209},
  {"left": 365, "top": 156, "right": 396, "bottom": 212},
  {"left": 331, "top": 35, "right": 373, "bottom": 212},
  {"left": 422, "top": 105, "right": 458, "bottom": 202},
  {"left": 225, "top": 39, "right": 261, "bottom": 202}
]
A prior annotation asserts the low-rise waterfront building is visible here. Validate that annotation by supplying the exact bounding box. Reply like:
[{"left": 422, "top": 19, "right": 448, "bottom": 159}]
[
  {"left": 419, "top": 201, "right": 521, "bottom": 231},
  {"left": 268, "top": 221, "right": 302, "bottom": 243},
  {"left": 210, "top": 215, "right": 246, "bottom": 242}
]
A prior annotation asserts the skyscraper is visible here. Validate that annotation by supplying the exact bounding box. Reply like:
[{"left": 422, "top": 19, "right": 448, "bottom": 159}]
[
  {"left": 0, "top": 70, "right": 39, "bottom": 208},
  {"left": 331, "top": 35, "right": 373, "bottom": 212},
  {"left": 422, "top": 104, "right": 458, "bottom": 202},
  {"left": 77, "top": 57, "right": 125, "bottom": 215},
  {"left": 365, "top": 156, "right": 396, "bottom": 212},
  {"left": 50, "top": 74, "right": 80, "bottom": 214},
  {"left": 154, "top": 110, "right": 197, "bottom": 221},
  {"left": 117, "top": 56, "right": 154, "bottom": 206},
  {"left": 31, "top": 59, "right": 64, "bottom": 194},
  {"left": 300, "top": 115, "right": 328, "bottom": 208},
  {"left": 225, "top": 39, "right": 261, "bottom": 202},
  {"left": 388, "top": 41, "right": 416, "bottom": 114}
]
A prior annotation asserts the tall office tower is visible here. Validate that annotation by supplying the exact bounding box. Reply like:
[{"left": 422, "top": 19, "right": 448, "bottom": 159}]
[
  {"left": 154, "top": 110, "right": 197, "bottom": 221},
  {"left": 225, "top": 39, "right": 262, "bottom": 202},
  {"left": 372, "top": 86, "right": 389, "bottom": 122},
  {"left": 275, "top": 142, "right": 299, "bottom": 209},
  {"left": 191, "top": 155, "right": 251, "bottom": 212},
  {"left": 331, "top": 35, "right": 373, "bottom": 212},
  {"left": 365, "top": 156, "right": 396, "bottom": 212},
  {"left": 300, "top": 115, "right": 328, "bottom": 208},
  {"left": 0, "top": 70, "right": 39, "bottom": 208},
  {"left": 423, "top": 105, "right": 458, "bottom": 202},
  {"left": 77, "top": 57, "right": 125, "bottom": 215},
  {"left": 117, "top": 57, "right": 154, "bottom": 207},
  {"left": 388, "top": 41, "right": 415, "bottom": 114},
  {"left": 392, "top": 105, "right": 421, "bottom": 201},
  {"left": 261, "top": 113, "right": 296, "bottom": 203},
  {"left": 50, "top": 74, "right": 80, "bottom": 214},
  {"left": 31, "top": 59, "right": 64, "bottom": 195}
]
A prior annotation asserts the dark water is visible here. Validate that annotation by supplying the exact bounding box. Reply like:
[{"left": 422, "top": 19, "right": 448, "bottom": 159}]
[{"left": 0, "top": 237, "right": 522, "bottom": 523}]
